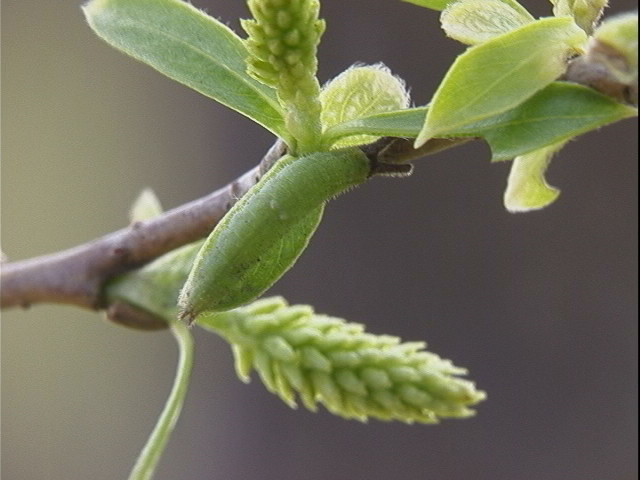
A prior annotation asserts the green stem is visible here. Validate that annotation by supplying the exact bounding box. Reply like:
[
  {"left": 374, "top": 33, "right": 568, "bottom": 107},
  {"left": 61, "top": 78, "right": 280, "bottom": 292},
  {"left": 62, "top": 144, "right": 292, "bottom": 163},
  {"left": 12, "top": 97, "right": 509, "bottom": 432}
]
[{"left": 127, "top": 321, "right": 194, "bottom": 480}]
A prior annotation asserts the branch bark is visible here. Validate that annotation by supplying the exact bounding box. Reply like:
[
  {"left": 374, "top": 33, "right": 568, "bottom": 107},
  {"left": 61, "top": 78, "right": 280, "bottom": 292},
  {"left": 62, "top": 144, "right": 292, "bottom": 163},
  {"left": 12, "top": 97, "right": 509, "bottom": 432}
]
[
  {"left": 2, "top": 52, "right": 635, "bottom": 314},
  {"left": 1, "top": 136, "right": 469, "bottom": 312},
  {"left": 0, "top": 140, "right": 286, "bottom": 311}
]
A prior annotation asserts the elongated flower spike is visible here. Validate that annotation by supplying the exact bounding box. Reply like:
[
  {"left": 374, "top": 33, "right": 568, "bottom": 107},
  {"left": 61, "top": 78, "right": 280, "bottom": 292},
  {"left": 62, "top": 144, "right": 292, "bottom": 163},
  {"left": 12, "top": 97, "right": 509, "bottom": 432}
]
[
  {"left": 242, "top": 0, "right": 325, "bottom": 154},
  {"left": 198, "top": 297, "right": 486, "bottom": 424}
]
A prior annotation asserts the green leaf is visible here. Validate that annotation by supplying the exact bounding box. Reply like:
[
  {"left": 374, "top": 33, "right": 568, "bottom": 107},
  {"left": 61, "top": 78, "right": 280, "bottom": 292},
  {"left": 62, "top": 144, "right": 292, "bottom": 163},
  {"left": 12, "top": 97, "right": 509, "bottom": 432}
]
[
  {"left": 322, "top": 107, "right": 427, "bottom": 144},
  {"left": 402, "top": 0, "right": 530, "bottom": 13},
  {"left": 503, "top": 141, "right": 566, "bottom": 212},
  {"left": 450, "top": 82, "right": 638, "bottom": 161},
  {"left": 106, "top": 242, "right": 203, "bottom": 321},
  {"left": 416, "top": 17, "right": 588, "bottom": 146},
  {"left": 322, "top": 82, "right": 636, "bottom": 160},
  {"left": 551, "top": 0, "right": 608, "bottom": 34},
  {"left": 592, "top": 12, "right": 639, "bottom": 85},
  {"left": 83, "top": 0, "right": 286, "bottom": 136},
  {"left": 401, "top": 0, "right": 453, "bottom": 11},
  {"left": 441, "top": 0, "right": 534, "bottom": 45},
  {"left": 320, "top": 64, "right": 410, "bottom": 148}
]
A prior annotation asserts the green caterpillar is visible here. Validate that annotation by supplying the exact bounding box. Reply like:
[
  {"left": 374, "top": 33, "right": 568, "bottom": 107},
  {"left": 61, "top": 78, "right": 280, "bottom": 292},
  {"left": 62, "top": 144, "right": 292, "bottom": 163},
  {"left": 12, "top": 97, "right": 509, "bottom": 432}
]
[{"left": 178, "top": 148, "right": 373, "bottom": 319}]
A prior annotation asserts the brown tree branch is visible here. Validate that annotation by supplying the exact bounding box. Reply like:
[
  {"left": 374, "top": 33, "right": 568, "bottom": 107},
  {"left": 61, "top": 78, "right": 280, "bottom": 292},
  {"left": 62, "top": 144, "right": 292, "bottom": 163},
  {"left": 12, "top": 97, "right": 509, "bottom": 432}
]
[
  {"left": 0, "top": 140, "right": 286, "bottom": 311},
  {"left": 2, "top": 136, "right": 465, "bottom": 313},
  {"left": 2, "top": 50, "right": 635, "bottom": 315}
]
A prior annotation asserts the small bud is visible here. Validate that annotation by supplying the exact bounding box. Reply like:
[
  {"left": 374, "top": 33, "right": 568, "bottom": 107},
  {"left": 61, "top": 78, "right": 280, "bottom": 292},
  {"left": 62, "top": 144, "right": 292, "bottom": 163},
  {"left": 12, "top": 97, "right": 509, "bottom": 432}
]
[
  {"left": 592, "top": 12, "right": 638, "bottom": 92},
  {"left": 503, "top": 140, "right": 565, "bottom": 212},
  {"left": 551, "top": 0, "right": 609, "bottom": 34},
  {"left": 129, "top": 188, "right": 163, "bottom": 223}
]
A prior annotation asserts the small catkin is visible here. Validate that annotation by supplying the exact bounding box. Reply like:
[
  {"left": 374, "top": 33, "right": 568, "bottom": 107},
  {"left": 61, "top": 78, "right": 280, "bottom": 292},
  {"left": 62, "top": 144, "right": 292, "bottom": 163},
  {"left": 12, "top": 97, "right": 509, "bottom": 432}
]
[
  {"left": 242, "top": 0, "right": 325, "bottom": 152},
  {"left": 198, "top": 297, "right": 486, "bottom": 424}
]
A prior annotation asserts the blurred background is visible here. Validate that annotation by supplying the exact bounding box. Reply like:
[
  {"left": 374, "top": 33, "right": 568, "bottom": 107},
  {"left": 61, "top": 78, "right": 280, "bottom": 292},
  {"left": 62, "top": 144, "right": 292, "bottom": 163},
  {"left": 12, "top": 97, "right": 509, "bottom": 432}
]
[{"left": 1, "top": 1, "right": 637, "bottom": 479}]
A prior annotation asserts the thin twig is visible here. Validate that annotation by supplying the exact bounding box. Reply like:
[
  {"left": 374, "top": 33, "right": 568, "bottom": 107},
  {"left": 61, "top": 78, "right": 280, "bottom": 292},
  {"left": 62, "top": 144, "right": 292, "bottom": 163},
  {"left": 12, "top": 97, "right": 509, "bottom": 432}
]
[
  {"left": 3, "top": 135, "right": 465, "bottom": 312},
  {"left": 0, "top": 140, "right": 286, "bottom": 311}
]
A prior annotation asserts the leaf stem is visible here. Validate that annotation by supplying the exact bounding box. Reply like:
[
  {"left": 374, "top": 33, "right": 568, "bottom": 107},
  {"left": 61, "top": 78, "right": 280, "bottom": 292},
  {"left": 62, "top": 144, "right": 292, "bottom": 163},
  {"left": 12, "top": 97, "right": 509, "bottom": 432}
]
[{"left": 127, "top": 321, "right": 194, "bottom": 480}]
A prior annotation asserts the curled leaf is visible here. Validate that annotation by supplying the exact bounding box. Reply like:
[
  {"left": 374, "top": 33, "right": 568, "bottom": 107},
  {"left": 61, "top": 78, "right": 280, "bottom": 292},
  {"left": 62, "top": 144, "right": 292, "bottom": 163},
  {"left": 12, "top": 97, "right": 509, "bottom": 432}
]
[
  {"left": 503, "top": 140, "right": 566, "bottom": 212},
  {"left": 591, "top": 12, "right": 639, "bottom": 86}
]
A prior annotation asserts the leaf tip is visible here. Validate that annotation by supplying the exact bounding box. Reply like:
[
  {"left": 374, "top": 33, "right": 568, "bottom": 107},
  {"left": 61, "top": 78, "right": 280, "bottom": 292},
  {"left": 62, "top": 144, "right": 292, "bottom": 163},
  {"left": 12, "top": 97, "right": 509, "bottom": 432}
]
[
  {"left": 81, "top": 0, "right": 105, "bottom": 18},
  {"left": 413, "top": 129, "right": 433, "bottom": 149}
]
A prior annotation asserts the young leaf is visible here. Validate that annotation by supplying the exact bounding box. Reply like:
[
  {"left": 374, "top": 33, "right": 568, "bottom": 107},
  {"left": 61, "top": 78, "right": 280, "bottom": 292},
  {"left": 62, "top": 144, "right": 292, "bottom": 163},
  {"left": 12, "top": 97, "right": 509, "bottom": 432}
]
[
  {"left": 198, "top": 296, "right": 486, "bottom": 423},
  {"left": 322, "top": 107, "right": 428, "bottom": 143},
  {"left": 83, "top": 0, "right": 286, "bottom": 137},
  {"left": 551, "top": 0, "right": 608, "bottom": 34},
  {"left": 179, "top": 149, "right": 372, "bottom": 317},
  {"left": 129, "top": 188, "right": 164, "bottom": 223},
  {"left": 416, "top": 17, "right": 588, "bottom": 146},
  {"left": 448, "top": 82, "right": 638, "bottom": 161},
  {"left": 503, "top": 140, "right": 567, "bottom": 212},
  {"left": 106, "top": 242, "right": 203, "bottom": 321},
  {"left": 441, "top": 0, "right": 534, "bottom": 45},
  {"left": 592, "top": 12, "right": 639, "bottom": 85},
  {"left": 320, "top": 64, "right": 410, "bottom": 148}
]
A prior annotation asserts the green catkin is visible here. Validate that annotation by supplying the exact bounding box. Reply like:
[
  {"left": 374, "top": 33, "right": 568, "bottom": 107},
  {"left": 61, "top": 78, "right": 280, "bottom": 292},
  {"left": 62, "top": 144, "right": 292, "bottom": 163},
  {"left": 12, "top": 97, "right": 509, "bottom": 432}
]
[
  {"left": 198, "top": 297, "right": 486, "bottom": 424},
  {"left": 242, "top": 0, "right": 325, "bottom": 153}
]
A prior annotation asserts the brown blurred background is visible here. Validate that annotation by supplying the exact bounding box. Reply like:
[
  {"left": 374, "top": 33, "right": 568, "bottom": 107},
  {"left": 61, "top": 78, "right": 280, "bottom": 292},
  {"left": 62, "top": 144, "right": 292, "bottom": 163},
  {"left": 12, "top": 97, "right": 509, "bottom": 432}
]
[{"left": 2, "top": 1, "right": 637, "bottom": 479}]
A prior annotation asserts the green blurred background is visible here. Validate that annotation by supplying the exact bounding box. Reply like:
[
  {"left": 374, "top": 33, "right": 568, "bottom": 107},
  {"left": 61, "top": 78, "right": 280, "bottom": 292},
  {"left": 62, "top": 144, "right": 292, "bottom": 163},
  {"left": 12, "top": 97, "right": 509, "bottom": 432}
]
[{"left": 2, "top": 1, "right": 637, "bottom": 479}]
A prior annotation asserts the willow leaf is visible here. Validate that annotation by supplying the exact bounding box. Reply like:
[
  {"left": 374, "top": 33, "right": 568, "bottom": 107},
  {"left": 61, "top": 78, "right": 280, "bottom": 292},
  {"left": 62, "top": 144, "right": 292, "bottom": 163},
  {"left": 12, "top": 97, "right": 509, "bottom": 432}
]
[
  {"left": 450, "top": 82, "right": 638, "bottom": 161},
  {"left": 83, "top": 0, "right": 285, "bottom": 136},
  {"left": 416, "top": 17, "right": 587, "bottom": 145}
]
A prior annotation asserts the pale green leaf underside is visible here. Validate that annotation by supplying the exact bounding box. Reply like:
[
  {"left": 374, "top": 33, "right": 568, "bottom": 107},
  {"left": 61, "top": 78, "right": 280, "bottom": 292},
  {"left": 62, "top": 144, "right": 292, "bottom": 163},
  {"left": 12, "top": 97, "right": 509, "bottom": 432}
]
[
  {"left": 441, "top": 0, "right": 535, "bottom": 45},
  {"left": 417, "top": 17, "right": 587, "bottom": 145},
  {"left": 325, "top": 82, "right": 636, "bottom": 160},
  {"left": 83, "top": 0, "right": 285, "bottom": 137},
  {"left": 503, "top": 141, "right": 566, "bottom": 212}
]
